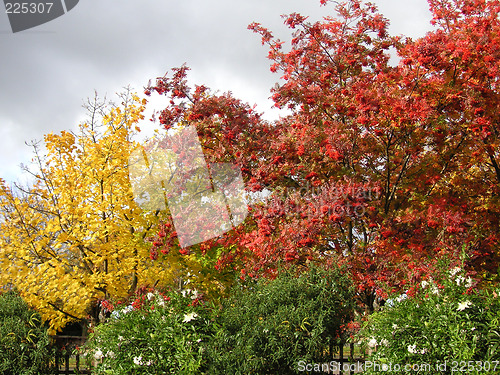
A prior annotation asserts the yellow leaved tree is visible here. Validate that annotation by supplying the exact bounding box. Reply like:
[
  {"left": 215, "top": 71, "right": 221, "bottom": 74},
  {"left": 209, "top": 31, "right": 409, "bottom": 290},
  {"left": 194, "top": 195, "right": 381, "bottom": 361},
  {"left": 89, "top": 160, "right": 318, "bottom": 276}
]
[{"left": 0, "top": 90, "right": 214, "bottom": 332}]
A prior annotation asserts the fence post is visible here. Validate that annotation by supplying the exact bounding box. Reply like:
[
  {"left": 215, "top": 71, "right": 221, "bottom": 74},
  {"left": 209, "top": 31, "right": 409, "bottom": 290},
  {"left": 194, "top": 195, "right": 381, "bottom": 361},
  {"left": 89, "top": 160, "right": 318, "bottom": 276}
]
[
  {"left": 350, "top": 342, "right": 355, "bottom": 374},
  {"left": 65, "top": 351, "right": 70, "bottom": 375},
  {"left": 54, "top": 351, "right": 59, "bottom": 375},
  {"left": 339, "top": 340, "right": 344, "bottom": 375},
  {"left": 329, "top": 337, "right": 333, "bottom": 362}
]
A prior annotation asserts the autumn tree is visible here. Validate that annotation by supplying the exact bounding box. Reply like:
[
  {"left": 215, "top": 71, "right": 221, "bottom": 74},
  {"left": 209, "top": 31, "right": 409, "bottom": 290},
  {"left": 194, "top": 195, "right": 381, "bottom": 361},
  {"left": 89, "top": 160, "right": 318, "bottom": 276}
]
[
  {"left": 397, "top": 0, "right": 500, "bottom": 278},
  {"left": 243, "top": 0, "right": 500, "bottom": 307},
  {"left": 0, "top": 91, "right": 224, "bottom": 332},
  {"left": 145, "top": 0, "right": 500, "bottom": 313},
  {"left": 145, "top": 1, "right": 429, "bottom": 312}
]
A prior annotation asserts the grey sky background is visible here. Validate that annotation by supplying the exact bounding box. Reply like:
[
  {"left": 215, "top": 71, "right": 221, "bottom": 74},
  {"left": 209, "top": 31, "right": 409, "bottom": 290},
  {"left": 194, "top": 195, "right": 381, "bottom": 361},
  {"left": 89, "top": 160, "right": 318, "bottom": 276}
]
[{"left": 0, "top": 0, "right": 432, "bottom": 186}]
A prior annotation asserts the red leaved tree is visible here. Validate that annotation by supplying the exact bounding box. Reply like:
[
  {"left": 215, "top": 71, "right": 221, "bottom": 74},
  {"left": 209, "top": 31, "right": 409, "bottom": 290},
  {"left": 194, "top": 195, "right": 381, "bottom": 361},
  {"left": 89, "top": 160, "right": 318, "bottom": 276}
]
[{"left": 144, "top": 0, "right": 500, "bottom": 313}]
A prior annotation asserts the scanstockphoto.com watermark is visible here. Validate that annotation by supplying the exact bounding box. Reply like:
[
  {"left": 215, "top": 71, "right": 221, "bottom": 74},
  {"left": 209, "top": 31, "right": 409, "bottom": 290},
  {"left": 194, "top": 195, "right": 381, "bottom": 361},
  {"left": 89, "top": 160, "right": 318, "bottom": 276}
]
[
  {"left": 129, "top": 125, "right": 248, "bottom": 248},
  {"left": 297, "top": 360, "right": 500, "bottom": 373},
  {"left": 264, "top": 181, "right": 381, "bottom": 221}
]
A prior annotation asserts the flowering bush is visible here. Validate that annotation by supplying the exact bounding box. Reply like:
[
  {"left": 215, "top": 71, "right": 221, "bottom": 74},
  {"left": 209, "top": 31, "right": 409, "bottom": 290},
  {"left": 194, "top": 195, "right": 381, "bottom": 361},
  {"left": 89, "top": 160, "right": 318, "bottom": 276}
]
[
  {"left": 359, "top": 266, "right": 500, "bottom": 374},
  {"left": 86, "top": 287, "right": 214, "bottom": 374},
  {"left": 206, "top": 265, "right": 355, "bottom": 374}
]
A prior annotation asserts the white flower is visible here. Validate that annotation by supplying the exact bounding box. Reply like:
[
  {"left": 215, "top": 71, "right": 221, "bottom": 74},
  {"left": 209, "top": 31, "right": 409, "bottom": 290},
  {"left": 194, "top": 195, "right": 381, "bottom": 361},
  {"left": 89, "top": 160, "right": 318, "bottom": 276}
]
[
  {"left": 380, "top": 339, "right": 389, "bottom": 346},
  {"left": 456, "top": 275, "right": 466, "bottom": 285},
  {"left": 133, "top": 356, "right": 143, "bottom": 365},
  {"left": 396, "top": 293, "right": 407, "bottom": 303},
  {"left": 421, "top": 280, "right": 429, "bottom": 289},
  {"left": 147, "top": 292, "right": 154, "bottom": 300},
  {"left": 118, "top": 335, "right": 124, "bottom": 341},
  {"left": 392, "top": 323, "right": 398, "bottom": 330},
  {"left": 450, "top": 267, "right": 461, "bottom": 277},
  {"left": 183, "top": 312, "right": 198, "bottom": 323},
  {"left": 430, "top": 285, "right": 440, "bottom": 295},
  {"left": 408, "top": 344, "right": 417, "bottom": 354},
  {"left": 107, "top": 351, "right": 115, "bottom": 359},
  {"left": 465, "top": 277, "right": 473, "bottom": 288},
  {"left": 94, "top": 349, "right": 103, "bottom": 360},
  {"left": 420, "top": 348, "right": 427, "bottom": 354},
  {"left": 457, "top": 300, "right": 472, "bottom": 311},
  {"left": 181, "top": 289, "right": 199, "bottom": 299},
  {"left": 367, "top": 338, "right": 377, "bottom": 348}
]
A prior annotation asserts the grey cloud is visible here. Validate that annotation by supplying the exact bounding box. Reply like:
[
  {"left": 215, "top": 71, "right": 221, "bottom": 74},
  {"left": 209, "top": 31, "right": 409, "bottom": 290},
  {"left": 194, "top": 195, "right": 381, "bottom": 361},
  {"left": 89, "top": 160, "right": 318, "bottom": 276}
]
[{"left": 0, "top": 0, "right": 432, "bottom": 184}]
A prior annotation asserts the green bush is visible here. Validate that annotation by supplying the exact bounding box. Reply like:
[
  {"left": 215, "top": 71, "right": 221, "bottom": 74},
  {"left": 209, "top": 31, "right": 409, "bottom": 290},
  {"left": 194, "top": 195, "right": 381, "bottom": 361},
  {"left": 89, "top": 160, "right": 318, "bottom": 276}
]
[
  {"left": 0, "top": 290, "right": 53, "bottom": 375},
  {"left": 359, "top": 267, "right": 500, "bottom": 374},
  {"left": 86, "top": 288, "right": 214, "bottom": 374},
  {"left": 206, "top": 265, "right": 356, "bottom": 375}
]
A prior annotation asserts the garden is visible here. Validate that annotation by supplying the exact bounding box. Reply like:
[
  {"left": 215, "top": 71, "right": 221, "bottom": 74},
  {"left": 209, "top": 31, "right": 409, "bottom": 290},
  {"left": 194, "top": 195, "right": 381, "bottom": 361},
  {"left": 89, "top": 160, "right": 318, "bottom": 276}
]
[
  {"left": 1, "top": 263, "right": 499, "bottom": 374},
  {"left": 1, "top": 0, "right": 500, "bottom": 373}
]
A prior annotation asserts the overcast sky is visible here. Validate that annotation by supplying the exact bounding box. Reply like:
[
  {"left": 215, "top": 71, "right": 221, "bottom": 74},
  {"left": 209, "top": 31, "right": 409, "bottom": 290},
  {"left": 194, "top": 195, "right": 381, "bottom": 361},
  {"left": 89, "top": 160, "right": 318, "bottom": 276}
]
[{"left": 0, "top": 0, "right": 432, "bottom": 186}]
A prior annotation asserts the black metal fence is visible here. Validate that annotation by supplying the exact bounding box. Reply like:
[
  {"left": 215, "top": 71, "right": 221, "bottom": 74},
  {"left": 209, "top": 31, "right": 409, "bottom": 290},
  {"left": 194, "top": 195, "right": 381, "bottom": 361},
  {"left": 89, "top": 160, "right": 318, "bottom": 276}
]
[
  {"left": 326, "top": 341, "right": 367, "bottom": 374},
  {"left": 49, "top": 335, "right": 91, "bottom": 375}
]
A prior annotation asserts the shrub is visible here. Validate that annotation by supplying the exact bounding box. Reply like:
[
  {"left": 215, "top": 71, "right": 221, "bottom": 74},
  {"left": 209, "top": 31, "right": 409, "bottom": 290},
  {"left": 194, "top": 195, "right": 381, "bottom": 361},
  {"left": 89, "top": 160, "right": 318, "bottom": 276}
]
[
  {"left": 359, "top": 267, "right": 500, "bottom": 374},
  {"left": 0, "top": 290, "right": 53, "bottom": 375},
  {"left": 86, "top": 288, "right": 214, "bottom": 374},
  {"left": 206, "top": 264, "right": 356, "bottom": 375}
]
